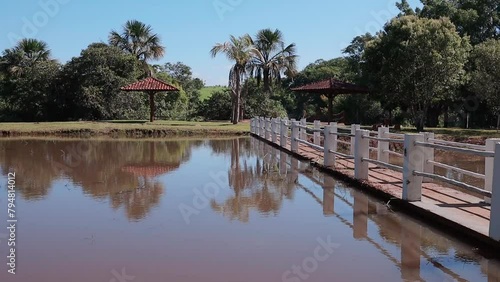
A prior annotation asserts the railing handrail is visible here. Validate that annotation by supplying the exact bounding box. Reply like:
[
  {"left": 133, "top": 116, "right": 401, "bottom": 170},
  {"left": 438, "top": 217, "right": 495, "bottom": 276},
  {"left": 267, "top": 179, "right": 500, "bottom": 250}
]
[
  {"left": 427, "top": 160, "right": 485, "bottom": 180},
  {"left": 414, "top": 171, "right": 491, "bottom": 197},
  {"left": 415, "top": 141, "right": 494, "bottom": 157},
  {"left": 362, "top": 135, "right": 405, "bottom": 144},
  {"left": 250, "top": 117, "right": 500, "bottom": 240},
  {"left": 429, "top": 138, "right": 486, "bottom": 151},
  {"left": 295, "top": 138, "right": 324, "bottom": 152},
  {"left": 384, "top": 149, "right": 403, "bottom": 158}
]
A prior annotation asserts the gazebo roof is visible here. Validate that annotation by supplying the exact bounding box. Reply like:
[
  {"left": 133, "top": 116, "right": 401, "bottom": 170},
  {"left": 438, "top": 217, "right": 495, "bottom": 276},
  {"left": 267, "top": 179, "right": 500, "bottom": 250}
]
[
  {"left": 122, "top": 163, "right": 180, "bottom": 177},
  {"left": 121, "top": 77, "right": 179, "bottom": 92},
  {"left": 291, "top": 78, "right": 369, "bottom": 95}
]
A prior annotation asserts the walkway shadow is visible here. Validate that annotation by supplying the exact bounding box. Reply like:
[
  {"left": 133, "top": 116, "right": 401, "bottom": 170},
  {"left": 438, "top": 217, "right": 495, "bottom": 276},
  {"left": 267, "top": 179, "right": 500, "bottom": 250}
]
[{"left": 438, "top": 202, "right": 490, "bottom": 208}]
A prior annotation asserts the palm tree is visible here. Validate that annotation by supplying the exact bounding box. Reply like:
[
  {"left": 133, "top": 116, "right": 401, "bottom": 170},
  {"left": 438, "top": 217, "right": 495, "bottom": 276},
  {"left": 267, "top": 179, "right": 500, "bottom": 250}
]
[
  {"left": 211, "top": 35, "right": 253, "bottom": 124},
  {"left": 248, "top": 29, "right": 298, "bottom": 93},
  {"left": 109, "top": 20, "right": 165, "bottom": 75},
  {"left": 0, "top": 39, "right": 51, "bottom": 77}
]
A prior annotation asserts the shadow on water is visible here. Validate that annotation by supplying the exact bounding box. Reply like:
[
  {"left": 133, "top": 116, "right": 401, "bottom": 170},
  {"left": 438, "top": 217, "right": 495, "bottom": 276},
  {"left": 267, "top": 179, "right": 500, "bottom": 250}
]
[{"left": 0, "top": 137, "right": 499, "bottom": 281}]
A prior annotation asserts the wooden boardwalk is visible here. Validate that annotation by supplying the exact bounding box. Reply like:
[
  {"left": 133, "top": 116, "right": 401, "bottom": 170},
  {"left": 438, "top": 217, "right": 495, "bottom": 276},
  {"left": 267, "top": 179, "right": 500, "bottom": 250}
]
[{"left": 257, "top": 134, "right": 494, "bottom": 247}]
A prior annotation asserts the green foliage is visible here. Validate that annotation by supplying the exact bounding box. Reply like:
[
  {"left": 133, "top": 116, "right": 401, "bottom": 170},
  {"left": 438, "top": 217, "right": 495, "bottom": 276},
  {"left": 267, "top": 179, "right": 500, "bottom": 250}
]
[
  {"left": 1, "top": 60, "right": 60, "bottom": 121},
  {"left": 363, "top": 16, "right": 471, "bottom": 130},
  {"left": 1, "top": 39, "right": 53, "bottom": 78},
  {"left": 199, "top": 90, "right": 232, "bottom": 121},
  {"left": 155, "top": 62, "right": 204, "bottom": 120},
  {"left": 469, "top": 39, "right": 500, "bottom": 116},
  {"left": 57, "top": 43, "right": 146, "bottom": 120},
  {"left": 244, "top": 79, "right": 287, "bottom": 118},
  {"left": 287, "top": 57, "right": 355, "bottom": 119},
  {"left": 211, "top": 34, "right": 254, "bottom": 123},
  {"left": 406, "top": 0, "right": 500, "bottom": 44},
  {"left": 333, "top": 94, "right": 383, "bottom": 125},
  {"left": 200, "top": 86, "right": 227, "bottom": 101},
  {"left": 248, "top": 28, "right": 298, "bottom": 92},
  {"left": 109, "top": 20, "right": 165, "bottom": 62}
]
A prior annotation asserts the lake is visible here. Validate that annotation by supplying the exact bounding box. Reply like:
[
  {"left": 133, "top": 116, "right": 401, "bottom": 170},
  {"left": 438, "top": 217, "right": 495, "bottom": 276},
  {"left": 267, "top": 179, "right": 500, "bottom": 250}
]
[{"left": 0, "top": 137, "right": 498, "bottom": 282}]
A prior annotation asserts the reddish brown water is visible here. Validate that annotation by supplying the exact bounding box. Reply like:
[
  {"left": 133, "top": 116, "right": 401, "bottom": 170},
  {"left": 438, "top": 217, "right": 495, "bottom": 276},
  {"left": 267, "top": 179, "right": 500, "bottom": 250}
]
[{"left": 0, "top": 137, "right": 499, "bottom": 282}]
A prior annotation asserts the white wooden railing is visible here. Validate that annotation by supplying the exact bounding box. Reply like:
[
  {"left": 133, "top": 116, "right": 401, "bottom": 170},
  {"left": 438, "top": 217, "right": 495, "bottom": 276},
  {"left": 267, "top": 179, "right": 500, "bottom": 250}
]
[{"left": 250, "top": 117, "right": 500, "bottom": 241}]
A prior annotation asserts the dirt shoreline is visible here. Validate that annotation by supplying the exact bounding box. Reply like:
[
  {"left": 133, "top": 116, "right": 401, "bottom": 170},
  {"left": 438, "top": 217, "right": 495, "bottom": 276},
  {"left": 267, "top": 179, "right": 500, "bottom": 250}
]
[{"left": 0, "top": 128, "right": 249, "bottom": 138}]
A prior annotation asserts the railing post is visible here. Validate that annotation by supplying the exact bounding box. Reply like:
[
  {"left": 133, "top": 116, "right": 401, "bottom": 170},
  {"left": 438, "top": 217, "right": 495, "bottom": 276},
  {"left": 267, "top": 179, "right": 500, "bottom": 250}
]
[
  {"left": 314, "top": 120, "right": 321, "bottom": 145},
  {"left": 250, "top": 118, "right": 254, "bottom": 133},
  {"left": 280, "top": 119, "right": 288, "bottom": 148},
  {"left": 254, "top": 117, "right": 259, "bottom": 135},
  {"left": 331, "top": 122, "right": 338, "bottom": 157},
  {"left": 402, "top": 134, "right": 425, "bottom": 201},
  {"left": 324, "top": 124, "right": 335, "bottom": 167},
  {"left": 354, "top": 129, "right": 370, "bottom": 180},
  {"left": 291, "top": 121, "right": 299, "bottom": 153},
  {"left": 488, "top": 143, "right": 500, "bottom": 240},
  {"left": 300, "top": 118, "right": 306, "bottom": 140},
  {"left": 261, "top": 117, "right": 266, "bottom": 138},
  {"left": 377, "top": 127, "right": 389, "bottom": 164},
  {"left": 351, "top": 124, "right": 361, "bottom": 155},
  {"left": 422, "top": 132, "right": 435, "bottom": 183},
  {"left": 265, "top": 118, "right": 271, "bottom": 140},
  {"left": 485, "top": 138, "right": 500, "bottom": 203},
  {"left": 271, "top": 118, "right": 277, "bottom": 144}
]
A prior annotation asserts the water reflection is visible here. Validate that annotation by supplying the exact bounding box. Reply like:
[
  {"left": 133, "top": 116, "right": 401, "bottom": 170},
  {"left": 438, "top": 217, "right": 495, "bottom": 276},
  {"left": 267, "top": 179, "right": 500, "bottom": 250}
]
[
  {"left": 0, "top": 138, "right": 499, "bottom": 281},
  {"left": 0, "top": 139, "right": 194, "bottom": 220},
  {"left": 206, "top": 137, "right": 500, "bottom": 281}
]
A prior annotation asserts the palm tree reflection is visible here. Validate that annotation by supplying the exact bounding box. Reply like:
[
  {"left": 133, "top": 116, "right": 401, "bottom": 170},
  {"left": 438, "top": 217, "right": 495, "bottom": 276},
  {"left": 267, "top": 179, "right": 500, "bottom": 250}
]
[{"left": 210, "top": 138, "right": 297, "bottom": 222}]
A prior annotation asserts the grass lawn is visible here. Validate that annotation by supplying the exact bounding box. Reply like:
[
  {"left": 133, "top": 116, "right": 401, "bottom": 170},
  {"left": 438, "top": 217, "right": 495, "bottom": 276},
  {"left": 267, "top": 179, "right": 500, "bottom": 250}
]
[
  {"left": 0, "top": 120, "right": 249, "bottom": 138},
  {"left": 199, "top": 86, "right": 228, "bottom": 101}
]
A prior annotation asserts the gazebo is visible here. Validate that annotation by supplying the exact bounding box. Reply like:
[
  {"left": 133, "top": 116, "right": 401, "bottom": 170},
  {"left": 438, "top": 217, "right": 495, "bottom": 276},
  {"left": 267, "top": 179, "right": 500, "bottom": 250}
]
[
  {"left": 121, "top": 77, "right": 179, "bottom": 122},
  {"left": 121, "top": 142, "right": 181, "bottom": 178},
  {"left": 291, "top": 78, "right": 369, "bottom": 121}
]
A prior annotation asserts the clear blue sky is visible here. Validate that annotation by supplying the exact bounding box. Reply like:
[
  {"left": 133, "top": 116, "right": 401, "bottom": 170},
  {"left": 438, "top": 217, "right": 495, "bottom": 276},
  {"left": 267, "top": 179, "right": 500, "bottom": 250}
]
[{"left": 1, "top": 0, "right": 421, "bottom": 86}]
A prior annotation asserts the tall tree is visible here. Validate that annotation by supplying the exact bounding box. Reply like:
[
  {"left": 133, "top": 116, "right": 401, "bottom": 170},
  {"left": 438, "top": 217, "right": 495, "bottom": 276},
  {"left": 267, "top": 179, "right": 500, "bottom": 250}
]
[
  {"left": 248, "top": 29, "right": 298, "bottom": 93},
  {"left": 57, "top": 43, "right": 145, "bottom": 120},
  {"left": 211, "top": 35, "right": 253, "bottom": 124},
  {"left": 363, "top": 16, "right": 470, "bottom": 131},
  {"left": 342, "top": 33, "right": 375, "bottom": 82},
  {"left": 401, "top": 0, "right": 500, "bottom": 44},
  {"left": 0, "top": 39, "right": 52, "bottom": 77},
  {"left": 469, "top": 39, "right": 500, "bottom": 129},
  {"left": 109, "top": 20, "right": 165, "bottom": 75}
]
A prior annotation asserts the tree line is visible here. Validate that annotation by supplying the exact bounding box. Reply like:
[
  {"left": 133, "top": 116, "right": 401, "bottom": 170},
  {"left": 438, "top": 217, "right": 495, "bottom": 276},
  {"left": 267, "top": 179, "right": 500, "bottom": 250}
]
[
  {"left": 211, "top": 0, "right": 500, "bottom": 130},
  {"left": 0, "top": 20, "right": 205, "bottom": 121},
  {"left": 3, "top": 0, "right": 500, "bottom": 130}
]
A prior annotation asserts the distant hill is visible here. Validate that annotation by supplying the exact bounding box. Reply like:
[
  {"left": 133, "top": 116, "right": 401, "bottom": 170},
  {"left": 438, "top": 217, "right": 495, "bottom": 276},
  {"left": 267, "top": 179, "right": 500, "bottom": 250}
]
[{"left": 200, "top": 86, "right": 228, "bottom": 101}]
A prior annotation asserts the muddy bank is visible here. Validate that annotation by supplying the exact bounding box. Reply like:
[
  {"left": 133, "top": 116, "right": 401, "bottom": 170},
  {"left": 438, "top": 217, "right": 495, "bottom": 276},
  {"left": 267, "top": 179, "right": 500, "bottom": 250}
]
[{"left": 0, "top": 128, "right": 249, "bottom": 138}]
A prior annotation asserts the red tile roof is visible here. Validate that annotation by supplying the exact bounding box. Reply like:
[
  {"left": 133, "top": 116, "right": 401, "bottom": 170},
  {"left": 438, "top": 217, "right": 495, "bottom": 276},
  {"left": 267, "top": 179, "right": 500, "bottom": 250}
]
[
  {"left": 291, "top": 78, "right": 369, "bottom": 94},
  {"left": 121, "top": 77, "right": 179, "bottom": 92},
  {"left": 122, "top": 164, "right": 180, "bottom": 177}
]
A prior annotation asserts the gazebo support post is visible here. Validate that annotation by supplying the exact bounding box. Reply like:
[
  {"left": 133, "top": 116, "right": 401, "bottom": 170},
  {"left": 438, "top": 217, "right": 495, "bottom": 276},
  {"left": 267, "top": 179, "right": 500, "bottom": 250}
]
[
  {"left": 149, "top": 91, "right": 156, "bottom": 123},
  {"left": 327, "top": 93, "right": 335, "bottom": 121}
]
